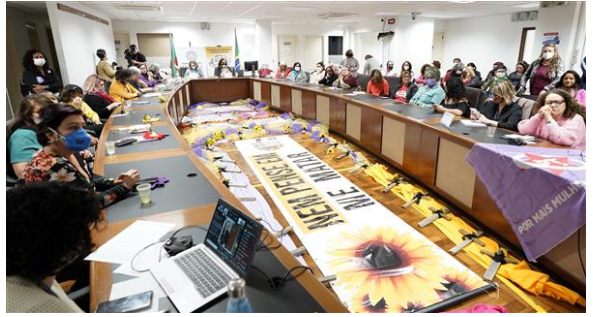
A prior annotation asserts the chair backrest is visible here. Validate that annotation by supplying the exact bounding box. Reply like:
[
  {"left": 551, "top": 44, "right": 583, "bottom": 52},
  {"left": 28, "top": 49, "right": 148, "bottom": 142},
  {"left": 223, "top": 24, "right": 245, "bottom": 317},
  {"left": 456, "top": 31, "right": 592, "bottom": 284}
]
[
  {"left": 356, "top": 74, "right": 371, "bottom": 90},
  {"left": 104, "top": 80, "right": 112, "bottom": 94},
  {"left": 513, "top": 96, "right": 536, "bottom": 120},
  {"left": 385, "top": 76, "right": 401, "bottom": 97},
  {"left": 465, "top": 86, "right": 487, "bottom": 110}
]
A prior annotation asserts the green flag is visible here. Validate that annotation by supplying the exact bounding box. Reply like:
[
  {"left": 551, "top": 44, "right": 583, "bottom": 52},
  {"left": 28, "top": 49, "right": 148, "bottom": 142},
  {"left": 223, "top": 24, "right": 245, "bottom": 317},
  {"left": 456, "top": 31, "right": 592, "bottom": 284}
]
[{"left": 170, "top": 33, "right": 178, "bottom": 78}]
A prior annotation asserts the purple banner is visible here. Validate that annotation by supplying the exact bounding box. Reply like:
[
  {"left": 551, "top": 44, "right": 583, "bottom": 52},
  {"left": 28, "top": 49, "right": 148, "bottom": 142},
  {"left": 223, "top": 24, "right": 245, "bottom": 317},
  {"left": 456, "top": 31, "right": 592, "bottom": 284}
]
[{"left": 466, "top": 143, "right": 586, "bottom": 261}]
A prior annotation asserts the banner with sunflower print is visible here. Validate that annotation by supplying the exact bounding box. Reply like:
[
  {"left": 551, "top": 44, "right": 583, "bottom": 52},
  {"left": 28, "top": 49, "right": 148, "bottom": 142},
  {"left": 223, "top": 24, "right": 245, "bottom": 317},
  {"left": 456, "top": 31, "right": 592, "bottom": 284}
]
[{"left": 235, "top": 136, "right": 490, "bottom": 312}]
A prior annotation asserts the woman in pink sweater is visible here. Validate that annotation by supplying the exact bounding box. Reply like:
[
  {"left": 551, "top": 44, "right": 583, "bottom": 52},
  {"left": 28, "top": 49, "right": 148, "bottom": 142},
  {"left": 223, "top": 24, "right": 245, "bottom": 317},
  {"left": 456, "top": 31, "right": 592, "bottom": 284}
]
[{"left": 518, "top": 89, "right": 586, "bottom": 149}]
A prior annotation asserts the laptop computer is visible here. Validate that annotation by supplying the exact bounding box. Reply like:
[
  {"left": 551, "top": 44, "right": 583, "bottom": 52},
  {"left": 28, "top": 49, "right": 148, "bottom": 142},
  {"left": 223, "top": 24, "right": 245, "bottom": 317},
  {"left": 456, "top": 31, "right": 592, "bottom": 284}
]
[{"left": 150, "top": 199, "right": 263, "bottom": 313}]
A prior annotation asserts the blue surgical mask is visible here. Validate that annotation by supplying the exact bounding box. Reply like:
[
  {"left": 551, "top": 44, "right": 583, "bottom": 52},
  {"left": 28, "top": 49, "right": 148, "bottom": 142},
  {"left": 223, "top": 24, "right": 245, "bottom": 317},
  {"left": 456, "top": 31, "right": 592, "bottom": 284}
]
[
  {"left": 52, "top": 128, "right": 92, "bottom": 151},
  {"left": 426, "top": 78, "right": 437, "bottom": 87}
]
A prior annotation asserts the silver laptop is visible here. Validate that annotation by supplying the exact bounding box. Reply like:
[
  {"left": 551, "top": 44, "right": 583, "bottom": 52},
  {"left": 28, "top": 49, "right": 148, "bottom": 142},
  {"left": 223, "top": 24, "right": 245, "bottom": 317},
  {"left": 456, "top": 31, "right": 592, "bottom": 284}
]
[{"left": 150, "top": 199, "right": 263, "bottom": 313}]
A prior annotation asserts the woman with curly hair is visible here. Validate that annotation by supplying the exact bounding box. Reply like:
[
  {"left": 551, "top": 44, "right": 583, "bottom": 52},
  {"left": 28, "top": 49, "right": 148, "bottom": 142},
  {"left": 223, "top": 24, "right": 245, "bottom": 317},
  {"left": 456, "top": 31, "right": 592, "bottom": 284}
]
[
  {"left": 22, "top": 104, "right": 140, "bottom": 207},
  {"left": 555, "top": 70, "right": 586, "bottom": 109},
  {"left": 7, "top": 182, "right": 102, "bottom": 312},
  {"left": 518, "top": 89, "right": 586, "bottom": 149},
  {"left": 21, "top": 49, "right": 62, "bottom": 96},
  {"left": 434, "top": 77, "right": 471, "bottom": 118},
  {"left": 519, "top": 44, "right": 565, "bottom": 96}
]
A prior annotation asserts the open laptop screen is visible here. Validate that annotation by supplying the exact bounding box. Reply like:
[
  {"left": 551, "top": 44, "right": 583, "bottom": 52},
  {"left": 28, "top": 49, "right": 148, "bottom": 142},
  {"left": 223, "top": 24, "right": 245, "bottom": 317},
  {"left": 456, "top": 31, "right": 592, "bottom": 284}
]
[{"left": 205, "top": 199, "right": 263, "bottom": 277}]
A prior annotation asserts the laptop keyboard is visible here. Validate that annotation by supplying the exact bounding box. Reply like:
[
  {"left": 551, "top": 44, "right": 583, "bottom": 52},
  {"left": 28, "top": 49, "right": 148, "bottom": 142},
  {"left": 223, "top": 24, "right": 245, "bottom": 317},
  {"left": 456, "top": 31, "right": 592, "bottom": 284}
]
[{"left": 174, "top": 248, "right": 234, "bottom": 298}]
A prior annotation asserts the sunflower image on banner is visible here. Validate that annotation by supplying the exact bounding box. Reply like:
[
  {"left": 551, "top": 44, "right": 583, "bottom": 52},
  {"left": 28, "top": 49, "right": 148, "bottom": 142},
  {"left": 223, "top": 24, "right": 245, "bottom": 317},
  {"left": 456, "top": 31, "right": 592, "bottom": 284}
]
[{"left": 307, "top": 213, "right": 489, "bottom": 313}]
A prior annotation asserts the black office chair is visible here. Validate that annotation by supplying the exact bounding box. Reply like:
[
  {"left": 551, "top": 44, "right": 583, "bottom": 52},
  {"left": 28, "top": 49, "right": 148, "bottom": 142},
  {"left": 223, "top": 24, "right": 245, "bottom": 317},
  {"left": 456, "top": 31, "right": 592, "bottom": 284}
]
[
  {"left": 356, "top": 74, "right": 371, "bottom": 91},
  {"left": 465, "top": 86, "right": 487, "bottom": 111},
  {"left": 385, "top": 76, "right": 401, "bottom": 98},
  {"left": 6, "top": 119, "right": 18, "bottom": 187}
]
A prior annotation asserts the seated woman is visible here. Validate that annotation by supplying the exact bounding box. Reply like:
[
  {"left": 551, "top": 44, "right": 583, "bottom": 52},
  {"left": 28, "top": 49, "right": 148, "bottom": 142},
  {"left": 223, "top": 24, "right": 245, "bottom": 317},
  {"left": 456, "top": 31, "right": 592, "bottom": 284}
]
[
  {"left": 138, "top": 64, "right": 157, "bottom": 88},
  {"left": 214, "top": 58, "right": 235, "bottom": 78},
  {"left": 184, "top": 61, "right": 204, "bottom": 79},
  {"left": 382, "top": 60, "right": 398, "bottom": 77},
  {"left": 21, "top": 49, "right": 62, "bottom": 96},
  {"left": 309, "top": 62, "right": 325, "bottom": 84},
  {"left": 366, "top": 69, "right": 389, "bottom": 96},
  {"left": 23, "top": 104, "right": 140, "bottom": 207},
  {"left": 414, "top": 64, "right": 431, "bottom": 86},
  {"left": 555, "top": 70, "right": 586, "bottom": 109},
  {"left": 319, "top": 66, "right": 338, "bottom": 86},
  {"left": 82, "top": 74, "right": 121, "bottom": 120},
  {"left": 507, "top": 61, "right": 528, "bottom": 91},
  {"left": 400, "top": 61, "right": 414, "bottom": 79},
  {"left": 518, "top": 89, "right": 586, "bottom": 149},
  {"left": 333, "top": 68, "right": 357, "bottom": 89},
  {"left": 275, "top": 61, "right": 291, "bottom": 79},
  {"left": 8, "top": 95, "right": 55, "bottom": 179},
  {"left": 409, "top": 67, "right": 446, "bottom": 108},
  {"left": 109, "top": 68, "right": 142, "bottom": 102},
  {"left": 391, "top": 71, "right": 418, "bottom": 103},
  {"left": 462, "top": 66, "right": 481, "bottom": 88},
  {"left": 149, "top": 63, "right": 167, "bottom": 83},
  {"left": 434, "top": 77, "right": 471, "bottom": 118},
  {"left": 482, "top": 65, "right": 509, "bottom": 99},
  {"left": 128, "top": 66, "right": 150, "bottom": 91},
  {"left": 471, "top": 81, "right": 522, "bottom": 131},
  {"left": 288, "top": 62, "right": 308, "bottom": 83},
  {"left": 7, "top": 182, "right": 102, "bottom": 312},
  {"left": 59, "top": 85, "right": 104, "bottom": 136}
]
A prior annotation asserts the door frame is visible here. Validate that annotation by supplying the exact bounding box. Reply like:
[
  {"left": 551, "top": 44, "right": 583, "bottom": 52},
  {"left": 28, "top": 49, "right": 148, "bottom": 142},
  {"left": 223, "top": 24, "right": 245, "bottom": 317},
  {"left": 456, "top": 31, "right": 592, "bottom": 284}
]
[
  {"left": 113, "top": 32, "right": 130, "bottom": 67},
  {"left": 518, "top": 27, "right": 536, "bottom": 62}
]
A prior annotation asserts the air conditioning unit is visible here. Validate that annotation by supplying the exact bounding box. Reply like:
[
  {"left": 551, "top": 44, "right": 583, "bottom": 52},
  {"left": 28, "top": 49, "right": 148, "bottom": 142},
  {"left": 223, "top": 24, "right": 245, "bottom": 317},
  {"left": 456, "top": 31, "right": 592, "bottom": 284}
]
[
  {"left": 540, "top": 1, "right": 567, "bottom": 8},
  {"left": 201, "top": 22, "right": 211, "bottom": 30},
  {"left": 511, "top": 11, "right": 538, "bottom": 22},
  {"left": 377, "top": 31, "right": 394, "bottom": 41}
]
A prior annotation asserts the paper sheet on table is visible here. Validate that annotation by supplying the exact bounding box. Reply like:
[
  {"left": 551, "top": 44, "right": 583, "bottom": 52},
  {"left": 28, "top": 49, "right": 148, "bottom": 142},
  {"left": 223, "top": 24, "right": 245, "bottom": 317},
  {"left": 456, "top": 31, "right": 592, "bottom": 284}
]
[
  {"left": 504, "top": 134, "right": 536, "bottom": 141},
  {"left": 85, "top": 221, "right": 175, "bottom": 264},
  {"left": 109, "top": 273, "right": 166, "bottom": 312},
  {"left": 352, "top": 91, "right": 366, "bottom": 95},
  {"left": 142, "top": 93, "right": 162, "bottom": 98},
  {"left": 460, "top": 119, "right": 487, "bottom": 127}
]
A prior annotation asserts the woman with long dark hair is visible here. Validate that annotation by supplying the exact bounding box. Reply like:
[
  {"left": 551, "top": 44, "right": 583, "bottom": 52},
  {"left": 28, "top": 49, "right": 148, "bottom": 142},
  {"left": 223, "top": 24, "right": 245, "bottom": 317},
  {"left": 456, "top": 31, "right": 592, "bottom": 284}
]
[
  {"left": 434, "top": 77, "right": 471, "bottom": 118},
  {"left": 21, "top": 49, "right": 62, "bottom": 96}
]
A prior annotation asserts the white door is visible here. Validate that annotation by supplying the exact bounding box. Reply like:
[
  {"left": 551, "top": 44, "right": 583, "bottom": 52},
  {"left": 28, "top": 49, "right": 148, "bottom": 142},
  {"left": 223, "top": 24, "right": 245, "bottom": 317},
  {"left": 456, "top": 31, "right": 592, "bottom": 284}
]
[
  {"left": 278, "top": 35, "right": 298, "bottom": 66},
  {"left": 304, "top": 36, "right": 323, "bottom": 71},
  {"left": 113, "top": 32, "right": 130, "bottom": 66},
  {"left": 432, "top": 32, "right": 444, "bottom": 62}
]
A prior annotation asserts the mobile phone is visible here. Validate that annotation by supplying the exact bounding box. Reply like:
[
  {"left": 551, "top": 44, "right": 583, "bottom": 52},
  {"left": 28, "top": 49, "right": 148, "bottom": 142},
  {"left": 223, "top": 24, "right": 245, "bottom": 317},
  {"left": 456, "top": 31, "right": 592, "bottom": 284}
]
[{"left": 96, "top": 290, "right": 153, "bottom": 313}]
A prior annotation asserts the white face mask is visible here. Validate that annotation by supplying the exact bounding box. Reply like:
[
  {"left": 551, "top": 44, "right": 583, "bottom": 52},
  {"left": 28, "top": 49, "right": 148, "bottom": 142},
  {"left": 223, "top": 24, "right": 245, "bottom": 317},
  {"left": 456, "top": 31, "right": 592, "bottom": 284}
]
[
  {"left": 317, "top": 67, "right": 323, "bottom": 72},
  {"left": 34, "top": 58, "right": 46, "bottom": 67},
  {"left": 543, "top": 52, "right": 554, "bottom": 60},
  {"left": 403, "top": 65, "right": 410, "bottom": 71},
  {"left": 294, "top": 67, "right": 301, "bottom": 71}
]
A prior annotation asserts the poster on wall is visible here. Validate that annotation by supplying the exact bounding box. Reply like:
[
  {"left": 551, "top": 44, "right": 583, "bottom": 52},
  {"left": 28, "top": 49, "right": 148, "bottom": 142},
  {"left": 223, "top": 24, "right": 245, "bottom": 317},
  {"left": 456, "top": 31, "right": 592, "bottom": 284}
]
[
  {"left": 542, "top": 32, "right": 560, "bottom": 45},
  {"left": 235, "top": 135, "right": 492, "bottom": 313},
  {"left": 205, "top": 46, "right": 233, "bottom": 73}
]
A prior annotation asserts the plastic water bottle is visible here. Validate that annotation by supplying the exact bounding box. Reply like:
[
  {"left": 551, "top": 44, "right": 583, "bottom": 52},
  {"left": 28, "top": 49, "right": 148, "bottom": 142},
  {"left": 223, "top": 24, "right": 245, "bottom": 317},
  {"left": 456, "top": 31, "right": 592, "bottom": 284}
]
[{"left": 226, "top": 278, "right": 252, "bottom": 313}]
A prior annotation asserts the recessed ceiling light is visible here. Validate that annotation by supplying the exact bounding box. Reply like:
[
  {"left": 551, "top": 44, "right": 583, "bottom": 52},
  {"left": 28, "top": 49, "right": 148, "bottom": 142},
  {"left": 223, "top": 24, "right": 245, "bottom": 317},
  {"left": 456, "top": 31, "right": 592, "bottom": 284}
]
[
  {"left": 512, "top": 3, "right": 541, "bottom": 9},
  {"left": 283, "top": 7, "right": 312, "bottom": 13}
]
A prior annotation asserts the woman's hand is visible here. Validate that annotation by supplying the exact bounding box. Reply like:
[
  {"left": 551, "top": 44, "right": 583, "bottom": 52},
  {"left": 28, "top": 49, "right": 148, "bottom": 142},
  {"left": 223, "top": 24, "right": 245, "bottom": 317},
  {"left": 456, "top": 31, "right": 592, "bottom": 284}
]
[
  {"left": 72, "top": 96, "right": 83, "bottom": 109},
  {"left": 433, "top": 105, "right": 445, "bottom": 113},
  {"left": 116, "top": 169, "right": 141, "bottom": 189}
]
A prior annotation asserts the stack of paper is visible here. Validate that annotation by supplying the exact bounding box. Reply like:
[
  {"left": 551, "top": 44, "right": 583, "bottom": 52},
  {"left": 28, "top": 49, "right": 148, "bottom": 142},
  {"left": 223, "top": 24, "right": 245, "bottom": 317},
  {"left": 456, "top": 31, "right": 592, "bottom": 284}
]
[{"left": 460, "top": 119, "right": 487, "bottom": 127}]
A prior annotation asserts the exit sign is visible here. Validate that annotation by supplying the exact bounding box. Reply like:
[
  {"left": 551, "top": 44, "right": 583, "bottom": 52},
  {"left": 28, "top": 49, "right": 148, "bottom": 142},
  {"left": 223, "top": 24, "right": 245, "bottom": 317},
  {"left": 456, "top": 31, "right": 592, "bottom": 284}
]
[{"left": 388, "top": 18, "right": 396, "bottom": 24}]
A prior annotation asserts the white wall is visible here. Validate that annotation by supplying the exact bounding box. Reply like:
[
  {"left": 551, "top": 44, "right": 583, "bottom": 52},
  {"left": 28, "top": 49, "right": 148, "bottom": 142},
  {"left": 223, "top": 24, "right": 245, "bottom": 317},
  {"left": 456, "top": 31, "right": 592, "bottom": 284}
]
[
  {"left": 47, "top": 2, "right": 115, "bottom": 86},
  {"left": 439, "top": 14, "right": 535, "bottom": 74}
]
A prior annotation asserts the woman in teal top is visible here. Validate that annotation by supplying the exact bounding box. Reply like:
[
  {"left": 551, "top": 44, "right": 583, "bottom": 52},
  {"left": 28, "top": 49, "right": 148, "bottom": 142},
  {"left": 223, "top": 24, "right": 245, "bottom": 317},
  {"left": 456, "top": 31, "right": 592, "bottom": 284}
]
[
  {"left": 8, "top": 95, "right": 55, "bottom": 178},
  {"left": 409, "top": 67, "right": 446, "bottom": 108}
]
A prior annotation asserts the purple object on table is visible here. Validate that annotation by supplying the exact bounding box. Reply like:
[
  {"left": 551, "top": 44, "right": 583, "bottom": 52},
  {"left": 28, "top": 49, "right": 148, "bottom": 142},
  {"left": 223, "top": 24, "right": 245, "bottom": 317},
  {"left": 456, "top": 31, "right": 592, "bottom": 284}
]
[
  {"left": 151, "top": 176, "right": 170, "bottom": 190},
  {"left": 466, "top": 143, "right": 586, "bottom": 261}
]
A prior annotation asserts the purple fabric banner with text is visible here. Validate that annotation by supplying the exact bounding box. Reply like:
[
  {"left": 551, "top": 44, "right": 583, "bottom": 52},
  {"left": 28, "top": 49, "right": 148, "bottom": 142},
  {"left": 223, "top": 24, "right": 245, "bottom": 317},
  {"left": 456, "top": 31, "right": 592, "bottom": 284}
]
[{"left": 466, "top": 143, "right": 586, "bottom": 261}]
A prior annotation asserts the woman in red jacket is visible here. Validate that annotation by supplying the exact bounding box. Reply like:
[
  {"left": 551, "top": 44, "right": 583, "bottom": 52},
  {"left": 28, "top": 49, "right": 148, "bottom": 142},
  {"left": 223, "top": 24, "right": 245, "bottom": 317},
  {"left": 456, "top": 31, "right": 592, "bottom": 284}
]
[{"left": 366, "top": 69, "right": 389, "bottom": 96}]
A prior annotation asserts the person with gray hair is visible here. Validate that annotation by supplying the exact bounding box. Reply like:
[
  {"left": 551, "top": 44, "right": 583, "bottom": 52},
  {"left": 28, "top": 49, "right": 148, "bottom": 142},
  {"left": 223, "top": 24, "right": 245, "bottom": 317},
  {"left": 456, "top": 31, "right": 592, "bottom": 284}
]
[
  {"left": 149, "top": 63, "right": 168, "bottom": 83},
  {"left": 128, "top": 66, "right": 148, "bottom": 90}
]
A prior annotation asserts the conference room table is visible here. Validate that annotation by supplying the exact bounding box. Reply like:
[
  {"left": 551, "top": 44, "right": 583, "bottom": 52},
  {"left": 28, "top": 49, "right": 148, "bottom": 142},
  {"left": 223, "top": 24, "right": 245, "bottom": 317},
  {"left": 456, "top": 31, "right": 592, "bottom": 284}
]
[{"left": 90, "top": 77, "right": 584, "bottom": 312}]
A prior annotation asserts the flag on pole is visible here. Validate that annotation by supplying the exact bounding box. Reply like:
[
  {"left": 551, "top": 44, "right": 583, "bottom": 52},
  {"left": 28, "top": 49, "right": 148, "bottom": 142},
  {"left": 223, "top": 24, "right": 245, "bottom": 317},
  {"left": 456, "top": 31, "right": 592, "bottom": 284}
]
[
  {"left": 234, "top": 28, "right": 241, "bottom": 76},
  {"left": 170, "top": 33, "right": 178, "bottom": 78}
]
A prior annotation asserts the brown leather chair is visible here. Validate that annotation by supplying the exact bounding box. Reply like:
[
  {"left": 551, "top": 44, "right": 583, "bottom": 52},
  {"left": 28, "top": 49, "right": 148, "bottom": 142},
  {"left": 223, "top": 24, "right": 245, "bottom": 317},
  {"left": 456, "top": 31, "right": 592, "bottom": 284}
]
[
  {"left": 385, "top": 76, "right": 401, "bottom": 97},
  {"left": 513, "top": 96, "right": 536, "bottom": 120},
  {"left": 465, "top": 86, "right": 487, "bottom": 111}
]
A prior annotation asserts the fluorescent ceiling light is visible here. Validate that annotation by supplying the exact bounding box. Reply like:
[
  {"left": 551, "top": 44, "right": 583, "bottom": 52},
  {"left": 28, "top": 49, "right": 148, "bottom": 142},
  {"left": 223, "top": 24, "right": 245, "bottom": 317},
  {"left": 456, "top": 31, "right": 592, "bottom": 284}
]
[
  {"left": 512, "top": 3, "right": 541, "bottom": 9},
  {"left": 117, "top": 5, "right": 162, "bottom": 12},
  {"left": 283, "top": 7, "right": 313, "bottom": 13},
  {"left": 375, "top": 12, "right": 400, "bottom": 16}
]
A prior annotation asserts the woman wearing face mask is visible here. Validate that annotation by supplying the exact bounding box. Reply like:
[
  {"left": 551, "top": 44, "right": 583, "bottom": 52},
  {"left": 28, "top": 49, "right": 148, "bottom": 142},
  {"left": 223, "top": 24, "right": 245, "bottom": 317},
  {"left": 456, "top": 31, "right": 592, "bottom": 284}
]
[
  {"left": 319, "top": 66, "right": 338, "bottom": 86},
  {"left": 339, "top": 49, "right": 360, "bottom": 77},
  {"left": 288, "top": 62, "right": 308, "bottom": 83},
  {"left": 82, "top": 74, "right": 122, "bottom": 120},
  {"left": 258, "top": 64, "right": 273, "bottom": 78},
  {"left": 21, "top": 49, "right": 63, "bottom": 96},
  {"left": 138, "top": 64, "right": 157, "bottom": 87},
  {"left": 520, "top": 44, "right": 565, "bottom": 96},
  {"left": 215, "top": 58, "right": 235, "bottom": 78},
  {"left": 434, "top": 77, "right": 471, "bottom": 118},
  {"left": 109, "top": 68, "right": 142, "bottom": 102},
  {"left": 507, "top": 61, "right": 528, "bottom": 91},
  {"left": 149, "top": 63, "right": 167, "bottom": 83},
  {"left": 391, "top": 71, "right": 418, "bottom": 103},
  {"left": 482, "top": 65, "right": 509, "bottom": 99},
  {"left": 518, "top": 89, "right": 585, "bottom": 149},
  {"left": 409, "top": 67, "right": 446, "bottom": 108},
  {"left": 95, "top": 49, "right": 117, "bottom": 83},
  {"left": 185, "top": 61, "right": 205, "bottom": 79},
  {"left": 310, "top": 62, "right": 326, "bottom": 84},
  {"left": 333, "top": 67, "right": 357, "bottom": 89},
  {"left": 555, "top": 70, "right": 586, "bottom": 109},
  {"left": 366, "top": 69, "right": 389, "bottom": 96},
  {"left": 382, "top": 61, "right": 398, "bottom": 77},
  {"left": 400, "top": 61, "right": 414, "bottom": 79},
  {"left": 8, "top": 95, "right": 55, "bottom": 179},
  {"left": 414, "top": 64, "right": 432, "bottom": 86},
  {"left": 471, "top": 81, "right": 522, "bottom": 131},
  {"left": 23, "top": 104, "right": 140, "bottom": 207}
]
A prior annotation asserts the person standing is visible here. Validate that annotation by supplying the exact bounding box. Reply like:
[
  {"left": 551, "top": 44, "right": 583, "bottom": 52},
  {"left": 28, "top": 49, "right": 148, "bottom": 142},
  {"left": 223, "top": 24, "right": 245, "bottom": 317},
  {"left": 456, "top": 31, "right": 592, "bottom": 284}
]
[
  {"left": 340, "top": 49, "right": 360, "bottom": 76},
  {"left": 124, "top": 44, "right": 147, "bottom": 67},
  {"left": 362, "top": 55, "right": 381, "bottom": 76},
  {"left": 95, "top": 49, "right": 117, "bottom": 83},
  {"left": 519, "top": 44, "right": 565, "bottom": 96}
]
